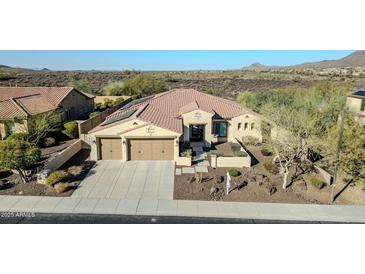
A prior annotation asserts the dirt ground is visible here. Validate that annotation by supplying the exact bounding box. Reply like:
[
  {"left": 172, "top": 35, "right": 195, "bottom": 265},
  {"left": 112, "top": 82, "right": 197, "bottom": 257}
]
[
  {"left": 0, "top": 149, "right": 94, "bottom": 197},
  {"left": 174, "top": 145, "right": 365, "bottom": 205}
]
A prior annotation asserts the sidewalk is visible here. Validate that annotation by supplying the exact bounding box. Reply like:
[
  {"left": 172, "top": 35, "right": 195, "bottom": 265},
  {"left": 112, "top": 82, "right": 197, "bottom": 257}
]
[{"left": 0, "top": 195, "right": 364, "bottom": 223}]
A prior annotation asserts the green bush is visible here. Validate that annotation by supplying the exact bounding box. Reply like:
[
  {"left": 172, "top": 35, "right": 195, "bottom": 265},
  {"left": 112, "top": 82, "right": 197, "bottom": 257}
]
[
  {"left": 210, "top": 150, "right": 224, "bottom": 157},
  {"left": 228, "top": 168, "right": 241, "bottom": 177},
  {"left": 46, "top": 170, "right": 69, "bottom": 186},
  {"left": 89, "top": 111, "right": 101, "bottom": 118},
  {"left": 261, "top": 147, "right": 273, "bottom": 156},
  {"left": 263, "top": 162, "right": 279, "bottom": 174},
  {"left": 112, "top": 97, "right": 125, "bottom": 106},
  {"left": 43, "top": 137, "right": 56, "bottom": 147},
  {"left": 242, "top": 136, "right": 260, "bottom": 146},
  {"left": 103, "top": 81, "right": 126, "bottom": 96},
  {"left": 7, "top": 132, "right": 28, "bottom": 141},
  {"left": 234, "top": 150, "right": 248, "bottom": 157},
  {"left": 230, "top": 142, "right": 241, "bottom": 152},
  {"left": 181, "top": 149, "right": 192, "bottom": 157},
  {"left": 62, "top": 121, "right": 79, "bottom": 139},
  {"left": 309, "top": 176, "right": 326, "bottom": 189}
]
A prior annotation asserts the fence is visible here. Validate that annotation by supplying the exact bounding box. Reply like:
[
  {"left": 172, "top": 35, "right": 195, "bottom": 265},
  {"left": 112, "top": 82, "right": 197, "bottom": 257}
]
[
  {"left": 78, "top": 97, "right": 132, "bottom": 134},
  {"left": 44, "top": 139, "right": 83, "bottom": 172}
]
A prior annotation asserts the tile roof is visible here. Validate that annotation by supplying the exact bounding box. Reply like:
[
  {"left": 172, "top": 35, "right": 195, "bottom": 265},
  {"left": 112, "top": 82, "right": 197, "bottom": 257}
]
[
  {"left": 0, "top": 87, "right": 88, "bottom": 119},
  {"left": 93, "top": 88, "right": 257, "bottom": 134}
]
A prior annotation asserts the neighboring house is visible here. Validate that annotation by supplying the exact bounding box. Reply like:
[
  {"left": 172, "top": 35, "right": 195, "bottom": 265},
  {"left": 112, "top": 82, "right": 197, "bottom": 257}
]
[
  {"left": 346, "top": 90, "right": 365, "bottom": 124},
  {"left": 0, "top": 87, "right": 95, "bottom": 139},
  {"left": 85, "top": 89, "right": 262, "bottom": 164}
]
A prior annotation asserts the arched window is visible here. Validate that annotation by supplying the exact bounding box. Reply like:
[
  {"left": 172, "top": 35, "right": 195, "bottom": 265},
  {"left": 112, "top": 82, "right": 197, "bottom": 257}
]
[
  {"left": 244, "top": 122, "right": 248, "bottom": 130},
  {"left": 251, "top": 123, "right": 255, "bottom": 130},
  {"left": 238, "top": 123, "right": 241, "bottom": 130}
]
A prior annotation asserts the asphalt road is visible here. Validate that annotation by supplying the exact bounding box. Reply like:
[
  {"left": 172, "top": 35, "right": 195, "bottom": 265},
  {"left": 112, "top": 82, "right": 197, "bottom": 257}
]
[{"left": 0, "top": 213, "right": 346, "bottom": 224}]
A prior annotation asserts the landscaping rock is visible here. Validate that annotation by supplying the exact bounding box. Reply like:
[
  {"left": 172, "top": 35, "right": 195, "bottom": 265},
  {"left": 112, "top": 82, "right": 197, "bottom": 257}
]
[
  {"left": 214, "top": 175, "right": 224, "bottom": 184},
  {"left": 54, "top": 182, "right": 70, "bottom": 194},
  {"left": 265, "top": 186, "right": 277, "bottom": 196},
  {"left": 210, "top": 186, "right": 219, "bottom": 195},
  {"left": 237, "top": 180, "right": 248, "bottom": 190},
  {"left": 186, "top": 176, "right": 195, "bottom": 184},
  {"left": 14, "top": 177, "right": 23, "bottom": 185}
]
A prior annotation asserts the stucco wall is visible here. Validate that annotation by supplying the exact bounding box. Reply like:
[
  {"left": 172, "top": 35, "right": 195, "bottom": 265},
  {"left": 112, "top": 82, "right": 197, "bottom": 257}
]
[
  {"left": 229, "top": 114, "right": 262, "bottom": 143},
  {"left": 346, "top": 97, "right": 363, "bottom": 113},
  {"left": 60, "top": 90, "right": 94, "bottom": 120},
  {"left": 0, "top": 120, "right": 28, "bottom": 139},
  {"left": 86, "top": 119, "right": 181, "bottom": 161},
  {"left": 44, "top": 139, "right": 83, "bottom": 172},
  {"left": 182, "top": 110, "right": 214, "bottom": 146}
]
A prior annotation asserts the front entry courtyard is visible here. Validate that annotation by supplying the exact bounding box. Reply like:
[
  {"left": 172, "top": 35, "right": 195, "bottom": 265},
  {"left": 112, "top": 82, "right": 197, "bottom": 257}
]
[{"left": 72, "top": 160, "right": 174, "bottom": 200}]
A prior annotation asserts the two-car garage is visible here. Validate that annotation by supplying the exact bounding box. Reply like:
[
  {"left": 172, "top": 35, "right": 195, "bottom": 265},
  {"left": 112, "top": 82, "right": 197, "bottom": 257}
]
[{"left": 98, "top": 137, "right": 174, "bottom": 161}]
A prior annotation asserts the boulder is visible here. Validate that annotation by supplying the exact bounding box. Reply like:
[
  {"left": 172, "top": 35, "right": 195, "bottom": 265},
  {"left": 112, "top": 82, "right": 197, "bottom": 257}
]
[
  {"left": 210, "top": 187, "right": 219, "bottom": 195},
  {"left": 214, "top": 175, "right": 224, "bottom": 184},
  {"left": 265, "top": 186, "right": 277, "bottom": 196}
]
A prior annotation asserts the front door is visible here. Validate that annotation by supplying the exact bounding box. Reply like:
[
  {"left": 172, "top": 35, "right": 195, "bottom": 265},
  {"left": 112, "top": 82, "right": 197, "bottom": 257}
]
[{"left": 190, "top": 125, "right": 204, "bottom": 142}]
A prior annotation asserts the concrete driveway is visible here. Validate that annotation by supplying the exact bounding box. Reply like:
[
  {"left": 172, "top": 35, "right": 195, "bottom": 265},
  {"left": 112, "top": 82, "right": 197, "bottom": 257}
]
[{"left": 72, "top": 160, "right": 175, "bottom": 200}]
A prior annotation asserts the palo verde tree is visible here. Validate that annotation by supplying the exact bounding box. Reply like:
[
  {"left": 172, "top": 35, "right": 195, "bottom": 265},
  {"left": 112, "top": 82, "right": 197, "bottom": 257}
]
[
  {"left": 0, "top": 139, "right": 41, "bottom": 183},
  {"left": 27, "top": 111, "right": 62, "bottom": 145}
]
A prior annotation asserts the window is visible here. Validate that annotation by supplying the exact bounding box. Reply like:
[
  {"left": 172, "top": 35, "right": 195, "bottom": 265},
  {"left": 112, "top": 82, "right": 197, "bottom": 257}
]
[
  {"left": 5, "top": 121, "right": 16, "bottom": 135},
  {"left": 244, "top": 122, "right": 248, "bottom": 130},
  {"left": 238, "top": 122, "right": 242, "bottom": 130},
  {"left": 213, "top": 121, "right": 227, "bottom": 137},
  {"left": 251, "top": 123, "right": 255, "bottom": 130}
]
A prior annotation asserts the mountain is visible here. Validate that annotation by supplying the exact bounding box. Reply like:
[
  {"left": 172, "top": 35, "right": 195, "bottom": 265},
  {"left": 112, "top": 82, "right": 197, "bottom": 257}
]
[
  {"left": 243, "top": 50, "right": 365, "bottom": 70},
  {"left": 291, "top": 50, "right": 365, "bottom": 69}
]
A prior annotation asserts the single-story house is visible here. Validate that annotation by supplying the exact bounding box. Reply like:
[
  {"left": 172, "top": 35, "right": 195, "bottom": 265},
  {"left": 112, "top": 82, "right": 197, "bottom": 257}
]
[
  {"left": 346, "top": 90, "right": 365, "bottom": 124},
  {"left": 85, "top": 88, "right": 262, "bottom": 164},
  {"left": 0, "top": 87, "right": 95, "bottom": 139}
]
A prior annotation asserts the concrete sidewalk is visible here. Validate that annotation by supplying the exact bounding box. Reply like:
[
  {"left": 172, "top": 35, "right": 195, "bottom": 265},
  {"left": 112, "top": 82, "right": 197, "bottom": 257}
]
[{"left": 0, "top": 195, "right": 364, "bottom": 223}]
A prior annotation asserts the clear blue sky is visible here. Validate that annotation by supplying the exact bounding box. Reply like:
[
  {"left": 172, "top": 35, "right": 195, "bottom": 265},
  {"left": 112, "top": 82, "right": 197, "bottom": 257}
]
[{"left": 0, "top": 50, "right": 354, "bottom": 71}]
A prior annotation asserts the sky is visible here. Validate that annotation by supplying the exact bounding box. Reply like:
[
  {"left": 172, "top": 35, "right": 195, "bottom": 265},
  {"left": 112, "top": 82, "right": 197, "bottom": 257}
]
[{"left": 0, "top": 50, "right": 354, "bottom": 71}]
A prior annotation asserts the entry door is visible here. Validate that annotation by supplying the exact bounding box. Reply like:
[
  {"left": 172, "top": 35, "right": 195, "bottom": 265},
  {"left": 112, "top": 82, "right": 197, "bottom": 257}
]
[
  {"left": 99, "top": 138, "right": 123, "bottom": 160},
  {"left": 190, "top": 125, "right": 204, "bottom": 141}
]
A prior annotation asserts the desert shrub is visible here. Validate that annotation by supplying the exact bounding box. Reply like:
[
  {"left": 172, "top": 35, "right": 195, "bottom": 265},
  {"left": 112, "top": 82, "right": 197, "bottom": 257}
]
[
  {"left": 89, "top": 111, "right": 101, "bottom": 118},
  {"left": 242, "top": 136, "right": 260, "bottom": 146},
  {"left": 62, "top": 121, "right": 79, "bottom": 139},
  {"left": 228, "top": 168, "right": 241, "bottom": 177},
  {"left": 263, "top": 162, "right": 279, "bottom": 174},
  {"left": 230, "top": 142, "right": 241, "bottom": 152},
  {"left": 309, "top": 176, "right": 326, "bottom": 189},
  {"left": 67, "top": 165, "right": 83, "bottom": 177},
  {"left": 181, "top": 149, "right": 192, "bottom": 157},
  {"left": 210, "top": 150, "right": 224, "bottom": 157},
  {"left": 7, "top": 132, "right": 28, "bottom": 141},
  {"left": 234, "top": 150, "right": 248, "bottom": 157},
  {"left": 54, "top": 182, "right": 70, "bottom": 194},
  {"left": 46, "top": 170, "right": 69, "bottom": 186},
  {"left": 69, "top": 78, "right": 92, "bottom": 93},
  {"left": 261, "top": 147, "right": 273, "bottom": 156},
  {"left": 43, "top": 137, "right": 56, "bottom": 147},
  {"left": 112, "top": 97, "right": 125, "bottom": 106}
]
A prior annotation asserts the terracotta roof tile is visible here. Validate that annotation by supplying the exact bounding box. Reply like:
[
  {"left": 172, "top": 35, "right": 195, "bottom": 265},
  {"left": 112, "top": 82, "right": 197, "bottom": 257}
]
[{"left": 95, "top": 89, "right": 257, "bottom": 134}]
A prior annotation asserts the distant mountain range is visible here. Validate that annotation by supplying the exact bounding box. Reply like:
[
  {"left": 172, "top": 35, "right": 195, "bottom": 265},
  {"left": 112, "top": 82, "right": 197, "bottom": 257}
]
[{"left": 242, "top": 50, "right": 365, "bottom": 70}]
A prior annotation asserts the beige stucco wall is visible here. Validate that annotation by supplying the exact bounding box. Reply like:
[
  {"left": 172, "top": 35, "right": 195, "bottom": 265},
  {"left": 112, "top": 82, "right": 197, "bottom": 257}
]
[
  {"left": 346, "top": 97, "right": 363, "bottom": 113},
  {"left": 86, "top": 119, "right": 181, "bottom": 161},
  {"left": 60, "top": 90, "right": 94, "bottom": 120},
  {"left": 182, "top": 110, "right": 214, "bottom": 146},
  {"left": 0, "top": 120, "right": 28, "bottom": 139},
  {"left": 229, "top": 114, "right": 262, "bottom": 143},
  {"left": 45, "top": 139, "right": 82, "bottom": 172}
]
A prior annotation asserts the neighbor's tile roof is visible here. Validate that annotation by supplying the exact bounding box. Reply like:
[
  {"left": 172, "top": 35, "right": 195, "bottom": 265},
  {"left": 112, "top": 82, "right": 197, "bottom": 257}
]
[
  {"left": 92, "top": 88, "right": 257, "bottom": 134},
  {"left": 0, "top": 87, "right": 82, "bottom": 119}
]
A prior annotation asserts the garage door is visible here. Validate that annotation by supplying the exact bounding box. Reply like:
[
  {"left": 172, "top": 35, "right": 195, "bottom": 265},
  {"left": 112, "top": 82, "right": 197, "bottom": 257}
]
[
  {"left": 99, "top": 138, "right": 123, "bottom": 160},
  {"left": 129, "top": 139, "right": 174, "bottom": 160}
]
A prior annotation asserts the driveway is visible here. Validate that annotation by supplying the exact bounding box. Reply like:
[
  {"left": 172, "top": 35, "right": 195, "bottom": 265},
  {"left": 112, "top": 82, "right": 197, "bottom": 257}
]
[{"left": 72, "top": 160, "right": 175, "bottom": 200}]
